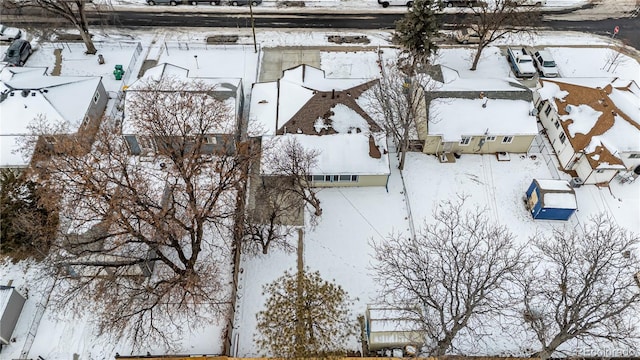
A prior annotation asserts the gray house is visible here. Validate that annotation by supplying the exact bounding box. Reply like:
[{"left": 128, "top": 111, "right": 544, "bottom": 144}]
[
  {"left": 122, "top": 63, "right": 244, "bottom": 157},
  {"left": 0, "top": 286, "right": 26, "bottom": 346},
  {"left": 0, "top": 67, "right": 107, "bottom": 169}
]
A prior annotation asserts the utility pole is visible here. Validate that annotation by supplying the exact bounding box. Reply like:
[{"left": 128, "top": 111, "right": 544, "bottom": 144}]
[{"left": 249, "top": 1, "right": 257, "bottom": 53}]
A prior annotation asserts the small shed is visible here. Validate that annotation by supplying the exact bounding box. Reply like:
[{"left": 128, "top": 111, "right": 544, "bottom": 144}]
[
  {"left": 0, "top": 286, "right": 26, "bottom": 345},
  {"left": 526, "top": 179, "right": 577, "bottom": 221},
  {"left": 365, "top": 305, "right": 425, "bottom": 354}
]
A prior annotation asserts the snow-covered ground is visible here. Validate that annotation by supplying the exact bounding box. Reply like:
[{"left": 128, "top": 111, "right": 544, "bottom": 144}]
[{"left": 1, "top": 27, "right": 639, "bottom": 359}]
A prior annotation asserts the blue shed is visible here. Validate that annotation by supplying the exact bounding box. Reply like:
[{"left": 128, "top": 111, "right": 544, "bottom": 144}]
[{"left": 526, "top": 179, "right": 577, "bottom": 221}]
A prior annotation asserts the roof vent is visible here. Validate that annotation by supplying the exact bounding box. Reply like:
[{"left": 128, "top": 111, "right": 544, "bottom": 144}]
[
  {"left": 21, "top": 89, "right": 29, "bottom": 98},
  {"left": 565, "top": 105, "right": 572, "bottom": 113}
]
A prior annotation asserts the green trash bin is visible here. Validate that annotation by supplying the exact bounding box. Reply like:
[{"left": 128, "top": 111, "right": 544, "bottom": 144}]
[{"left": 113, "top": 65, "right": 125, "bottom": 80}]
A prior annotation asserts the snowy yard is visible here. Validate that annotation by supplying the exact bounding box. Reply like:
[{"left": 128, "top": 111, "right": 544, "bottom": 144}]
[{"left": 1, "top": 27, "right": 639, "bottom": 359}]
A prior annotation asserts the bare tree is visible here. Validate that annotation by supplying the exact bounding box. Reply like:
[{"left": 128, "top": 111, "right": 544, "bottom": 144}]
[
  {"left": 461, "top": 0, "right": 539, "bottom": 70},
  {"left": 4, "top": 0, "right": 101, "bottom": 54},
  {"left": 371, "top": 196, "right": 526, "bottom": 355},
  {"left": 521, "top": 214, "right": 640, "bottom": 360},
  {"left": 243, "top": 179, "right": 300, "bottom": 255},
  {"left": 27, "top": 77, "right": 258, "bottom": 349},
  {"left": 363, "top": 61, "right": 433, "bottom": 170},
  {"left": 255, "top": 268, "right": 357, "bottom": 357},
  {"left": 261, "top": 136, "right": 322, "bottom": 217}
]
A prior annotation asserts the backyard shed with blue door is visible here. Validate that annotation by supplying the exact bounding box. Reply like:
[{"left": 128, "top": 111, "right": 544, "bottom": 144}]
[{"left": 526, "top": 179, "right": 577, "bottom": 220}]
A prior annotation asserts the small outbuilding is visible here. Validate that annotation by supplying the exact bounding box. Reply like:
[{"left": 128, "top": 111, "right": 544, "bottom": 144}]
[
  {"left": 365, "top": 305, "right": 425, "bottom": 354},
  {"left": 526, "top": 179, "right": 577, "bottom": 221},
  {"left": 0, "top": 286, "right": 26, "bottom": 345}
]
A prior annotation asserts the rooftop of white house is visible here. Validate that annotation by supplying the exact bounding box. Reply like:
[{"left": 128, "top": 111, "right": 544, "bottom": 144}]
[
  {"left": 0, "top": 67, "right": 103, "bottom": 167},
  {"left": 428, "top": 98, "right": 538, "bottom": 142},
  {"left": 122, "top": 63, "right": 242, "bottom": 135},
  {"left": 538, "top": 77, "right": 640, "bottom": 168}
]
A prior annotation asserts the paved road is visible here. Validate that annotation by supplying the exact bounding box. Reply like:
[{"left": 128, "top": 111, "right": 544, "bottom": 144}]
[{"left": 3, "top": 3, "right": 639, "bottom": 50}]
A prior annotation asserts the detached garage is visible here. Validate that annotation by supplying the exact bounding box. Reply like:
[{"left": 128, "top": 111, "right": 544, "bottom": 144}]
[
  {"left": 526, "top": 179, "right": 577, "bottom": 221},
  {"left": 0, "top": 286, "right": 26, "bottom": 346}
]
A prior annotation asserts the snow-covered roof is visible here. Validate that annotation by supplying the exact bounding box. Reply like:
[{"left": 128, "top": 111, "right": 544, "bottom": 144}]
[
  {"left": 438, "top": 71, "right": 527, "bottom": 92},
  {"left": 539, "top": 78, "right": 640, "bottom": 170},
  {"left": 536, "top": 179, "right": 573, "bottom": 191},
  {"left": 0, "top": 287, "right": 13, "bottom": 315},
  {"left": 0, "top": 67, "right": 103, "bottom": 167},
  {"left": 250, "top": 64, "right": 379, "bottom": 136},
  {"left": 534, "top": 179, "right": 577, "bottom": 209},
  {"left": 252, "top": 65, "right": 387, "bottom": 177},
  {"left": 544, "top": 192, "right": 577, "bottom": 209},
  {"left": 123, "top": 63, "right": 242, "bottom": 135},
  {"left": 428, "top": 98, "right": 538, "bottom": 141},
  {"left": 261, "top": 133, "right": 389, "bottom": 176}
]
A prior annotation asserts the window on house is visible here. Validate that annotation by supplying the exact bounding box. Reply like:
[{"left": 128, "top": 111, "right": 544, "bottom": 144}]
[
  {"left": 486, "top": 136, "right": 496, "bottom": 142},
  {"left": 204, "top": 136, "right": 217, "bottom": 144},
  {"left": 502, "top": 136, "right": 513, "bottom": 144},
  {"left": 559, "top": 132, "right": 566, "bottom": 144},
  {"left": 44, "top": 136, "right": 56, "bottom": 144},
  {"left": 460, "top": 136, "right": 471, "bottom": 145},
  {"left": 554, "top": 120, "right": 560, "bottom": 129},
  {"left": 596, "top": 169, "right": 605, "bottom": 173},
  {"left": 93, "top": 91, "right": 100, "bottom": 104},
  {"left": 629, "top": 153, "right": 640, "bottom": 159},
  {"left": 312, "top": 175, "right": 324, "bottom": 182},
  {"left": 537, "top": 100, "right": 546, "bottom": 113},
  {"left": 306, "top": 175, "right": 313, "bottom": 182},
  {"left": 544, "top": 104, "right": 553, "bottom": 117},
  {"left": 339, "top": 175, "right": 351, "bottom": 181},
  {"left": 351, "top": 175, "right": 359, "bottom": 182}
]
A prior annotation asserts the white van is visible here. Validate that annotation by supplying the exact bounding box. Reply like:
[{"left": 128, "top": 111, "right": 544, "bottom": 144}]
[{"left": 378, "top": 0, "right": 413, "bottom": 7}]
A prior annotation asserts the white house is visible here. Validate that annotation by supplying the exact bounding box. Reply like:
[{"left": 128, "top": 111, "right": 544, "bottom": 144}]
[
  {"left": 122, "top": 63, "right": 244, "bottom": 156},
  {"left": 0, "top": 67, "right": 107, "bottom": 169},
  {"left": 419, "top": 77, "right": 538, "bottom": 160},
  {"left": 250, "top": 64, "right": 390, "bottom": 187},
  {"left": 535, "top": 78, "right": 640, "bottom": 185}
]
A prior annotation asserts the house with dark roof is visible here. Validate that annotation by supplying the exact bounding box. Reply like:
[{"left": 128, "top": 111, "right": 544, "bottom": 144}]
[
  {"left": 250, "top": 64, "right": 390, "bottom": 187},
  {"left": 0, "top": 67, "right": 107, "bottom": 169},
  {"left": 534, "top": 78, "right": 640, "bottom": 185}
]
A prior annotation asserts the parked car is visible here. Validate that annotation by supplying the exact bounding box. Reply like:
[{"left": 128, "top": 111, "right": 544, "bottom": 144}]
[
  {"left": 0, "top": 24, "right": 22, "bottom": 42},
  {"left": 3, "top": 39, "right": 32, "bottom": 67},
  {"left": 454, "top": 27, "right": 482, "bottom": 44},
  {"left": 507, "top": 47, "right": 537, "bottom": 78},
  {"left": 378, "top": 0, "right": 413, "bottom": 8},
  {"left": 228, "top": 0, "right": 261, "bottom": 5},
  {"left": 146, "top": 0, "right": 183, "bottom": 5},
  {"left": 532, "top": 50, "right": 559, "bottom": 77},
  {"left": 187, "top": 0, "right": 221, "bottom": 4},
  {"left": 440, "top": 0, "right": 481, "bottom": 7},
  {"left": 508, "top": 0, "right": 545, "bottom": 6}
]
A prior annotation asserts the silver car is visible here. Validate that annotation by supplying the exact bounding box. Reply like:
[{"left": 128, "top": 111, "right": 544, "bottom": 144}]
[{"left": 228, "top": 0, "right": 261, "bottom": 5}]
